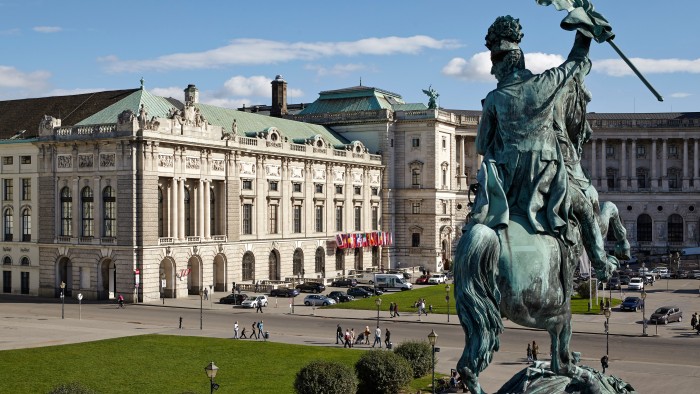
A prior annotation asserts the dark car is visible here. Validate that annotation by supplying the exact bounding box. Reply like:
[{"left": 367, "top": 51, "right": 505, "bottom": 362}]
[
  {"left": 295, "top": 281, "right": 326, "bottom": 293},
  {"left": 619, "top": 275, "right": 631, "bottom": 285},
  {"left": 347, "top": 287, "right": 372, "bottom": 298},
  {"left": 331, "top": 278, "right": 357, "bottom": 288},
  {"left": 650, "top": 306, "right": 683, "bottom": 324},
  {"left": 327, "top": 291, "right": 355, "bottom": 303},
  {"left": 606, "top": 277, "right": 621, "bottom": 290},
  {"left": 269, "top": 288, "right": 300, "bottom": 297},
  {"left": 219, "top": 293, "right": 249, "bottom": 305},
  {"left": 357, "top": 285, "right": 384, "bottom": 295},
  {"left": 672, "top": 270, "right": 688, "bottom": 279},
  {"left": 620, "top": 296, "right": 644, "bottom": 312}
]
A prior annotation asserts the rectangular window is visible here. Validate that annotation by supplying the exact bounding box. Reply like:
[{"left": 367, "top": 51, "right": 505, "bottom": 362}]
[
  {"left": 442, "top": 137, "right": 447, "bottom": 149},
  {"left": 268, "top": 204, "right": 278, "bottom": 234},
  {"left": 2, "top": 156, "right": 12, "bottom": 165},
  {"left": 412, "top": 233, "right": 420, "bottom": 247},
  {"left": 315, "top": 205, "right": 324, "bottom": 232},
  {"left": 20, "top": 156, "right": 31, "bottom": 164},
  {"left": 371, "top": 187, "right": 378, "bottom": 196},
  {"left": 412, "top": 169, "right": 420, "bottom": 187},
  {"left": 315, "top": 184, "right": 323, "bottom": 193},
  {"left": 354, "top": 206, "right": 361, "bottom": 231},
  {"left": 669, "top": 145, "right": 678, "bottom": 158},
  {"left": 412, "top": 202, "right": 421, "bottom": 214},
  {"left": 605, "top": 146, "right": 615, "bottom": 158},
  {"left": 242, "top": 204, "right": 253, "bottom": 234},
  {"left": 442, "top": 201, "right": 448, "bottom": 215},
  {"left": 3, "top": 179, "right": 13, "bottom": 201},
  {"left": 335, "top": 206, "right": 343, "bottom": 232},
  {"left": 293, "top": 183, "right": 302, "bottom": 193},
  {"left": 335, "top": 185, "right": 343, "bottom": 194},
  {"left": 412, "top": 138, "right": 420, "bottom": 148},
  {"left": 371, "top": 206, "right": 378, "bottom": 230},
  {"left": 242, "top": 180, "right": 253, "bottom": 190},
  {"left": 354, "top": 186, "right": 361, "bottom": 195},
  {"left": 21, "top": 179, "right": 31, "bottom": 201},
  {"left": 636, "top": 145, "right": 646, "bottom": 158},
  {"left": 269, "top": 181, "right": 278, "bottom": 191},
  {"left": 293, "top": 205, "right": 302, "bottom": 233}
]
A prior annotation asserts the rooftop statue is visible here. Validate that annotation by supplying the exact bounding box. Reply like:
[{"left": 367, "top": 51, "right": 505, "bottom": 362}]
[
  {"left": 454, "top": 2, "right": 634, "bottom": 393},
  {"left": 422, "top": 85, "right": 439, "bottom": 109}
]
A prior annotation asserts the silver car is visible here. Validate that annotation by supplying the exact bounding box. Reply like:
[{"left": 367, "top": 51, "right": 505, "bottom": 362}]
[
  {"left": 303, "top": 294, "right": 337, "bottom": 306},
  {"left": 240, "top": 295, "right": 268, "bottom": 308}
]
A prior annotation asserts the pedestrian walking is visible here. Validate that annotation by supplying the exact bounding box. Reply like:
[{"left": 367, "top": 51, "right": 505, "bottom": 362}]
[
  {"left": 203, "top": 287, "right": 208, "bottom": 300},
  {"left": 394, "top": 303, "right": 400, "bottom": 317},
  {"left": 384, "top": 328, "right": 391, "bottom": 348},
  {"left": 350, "top": 328, "right": 355, "bottom": 348},
  {"left": 364, "top": 325, "right": 371, "bottom": 345},
  {"left": 258, "top": 320, "right": 264, "bottom": 339},
  {"left": 526, "top": 343, "right": 533, "bottom": 363},
  {"left": 389, "top": 302, "right": 395, "bottom": 318},
  {"left": 601, "top": 355, "right": 609, "bottom": 373},
  {"left": 251, "top": 321, "right": 259, "bottom": 339},
  {"left": 234, "top": 321, "right": 239, "bottom": 339},
  {"left": 691, "top": 313, "right": 698, "bottom": 330},
  {"left": 344, "top": 329, "right": 352, "bottom": 348},
  {"left": 599, "top": 299, "right": 604, "bottom": 312},
  {"left": 532, "top": 341, "right": 539, "bottom": 361},
  {"left": 421, "top": 299, "right": 427, "bottom": 316},
  {"left": 336, "top": 324, "right": 343, "bottom": 344},
  {"left": 240, "top": 327, "right": 248, "bottom": 339},
  {"left": 429, "top": 304, "right": 433, "bottom": 313},
  {"left": 372, "top": 326, "right": 382, "bottom": 348},
  {"left": 256, "top": 299, "right": 264, "bottom": 313},
  {"left": 255, "top": 280, "right": 260, "bottom": 292}
]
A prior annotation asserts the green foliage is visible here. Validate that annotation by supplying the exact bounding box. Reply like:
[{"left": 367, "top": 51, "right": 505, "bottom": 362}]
[
  {"left": 393, "top": 340, "right": 433, "bottom": 378},
  {"left": 294, "top": 360, "right": 357, "bottom": 394},
  {"left": 327, "top": 284, "right": 454, "bottom": 315},
  {"left": 576, "top": 281, "right": 592, "bottom": 299},
  {"left": 355, "top": 350, "right": 412, "bottom": 394},
  {"left": 47, "top": 382, "right": 96, "bottom": 394}
]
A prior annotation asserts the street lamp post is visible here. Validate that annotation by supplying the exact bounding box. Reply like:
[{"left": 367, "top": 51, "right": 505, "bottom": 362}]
[
  {"left": 428, "top": 329, "right": 438, "bottom": 394},
  {"left": 445, "top": 284, "right": 451, "bottom": 323},
  {"left": 200, "top": 290, "right": 203, "bottom": 330},
  {"left": 204, "top": 361, "right": 219, "bottom": 394},
  {"left": 375, "top": 297, "right": 382, "bottom": 328},
  {"left": 604, "top": 307, "right": 611, "bottom": 356},
  {"left": 60, "top": 281, "right": 66, "bottom": 319},
  {"left": 641, "top": 290, "right": 648, "bottom": 336}
]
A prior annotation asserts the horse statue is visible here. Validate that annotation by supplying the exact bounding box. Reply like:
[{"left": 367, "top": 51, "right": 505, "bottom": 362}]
[{"left": 454, "top": 8, "right": 631, "bottom": 394}]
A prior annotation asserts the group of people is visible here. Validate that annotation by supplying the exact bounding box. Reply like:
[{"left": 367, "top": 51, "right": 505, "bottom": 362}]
[
  {"left": 414, "top": 298, "right": 429, "bottom": 316},
  {"left": 691, "top": 313, "right": 700, "bottom": 334},
  {"left": 233, "top": 320, "right": 265, "bottom": 340},
  {"left": 526, "top": 341, "right": 539, "bottom": 363},
  {"left": 336, "top": 324, "right": 391, "bottom": 348},
  {"left": 388, "top": 302, "right": 401, "bottom": 317}
]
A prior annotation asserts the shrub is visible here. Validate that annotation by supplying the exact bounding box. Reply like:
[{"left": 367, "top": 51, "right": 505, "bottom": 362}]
[
  {"left": 47, "top": 382, "right": 96, "bottom": 394},
  {"left": 576, "top": 281, "right": 592, "bottom": 299},
  {"left": 355, "top": 350, "right": 412, "bottom": 394},
  {"left": 393, "top": 340, "right": 433, "bottom": 378},
  {"left": 294, "top": 359, "right": 357, "bottom": 394}
]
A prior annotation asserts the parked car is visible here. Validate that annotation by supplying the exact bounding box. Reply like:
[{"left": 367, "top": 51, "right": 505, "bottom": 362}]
[
  {"left": 326, "top": 291, "right": 355, "bottom": 303},
  {"left": 427, "top": 274, "right": 447, "bottom": 284},
  {"left": 578, "top": 272, "right": 590, "bottom": 282},
  {"left": 240, "top": 295, "right": 268, "bottom": 308},
  {"left": 672, "top": 270, "right": 689, "bottom": 279},
  {"left": 620, "top": 296, "right": 644, "bottom": 312},
  {"left": 303, "top": 294, "right": 337, "bottom": 306},
  {"left": 219, "top": 293, "right": 249, "bottom": 305},
  {"left": 628, "top": 277, "right": 644, "bottom": 290},
  {"left": 357, "top": 285, "right": 384, "bottom": 295},
  {"left": 619, "top": 275, "right": 631, "bottom": 285},
  {"left": 649, "top": 306, "right": 683, "bottom": 324},
  {"left": 331, "top": 278, "right": 357, "bottom": 288},
  {"left": 416, "top": 275, "right": 430, "bottom": 285},
  {"left": 606, "top": 277, "right": 621, "bottom": 290},
  {"left": 295, "top": 281, "right": 326, "bottom": 293},
  {"left": 643, "top": 274, "right": 655, "bottom": 285},
  {"left": 269, "top": 288, "right": 299, "bottom": 297},
  {"left": 693, "top": 270, "right": 700, "bottom": 279},
  {"left": 347, "top": 287, "right": 373, "bottom": 298}
]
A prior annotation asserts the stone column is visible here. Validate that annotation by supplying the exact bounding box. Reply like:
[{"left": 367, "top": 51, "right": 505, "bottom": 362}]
[
  {"left": 683, "top": 138, "right": 690, "bottom": 190},
  {"left": 198, "top": 179, "right": 205, "bottom": 238},
  {"left": 170, "top": 177, "right": 178, "bottom": 238},
  {"left": 600, "top": 139, "right": 608, "bottom": 191},
  {"left": 178, "top": 177, "right": 186, "bottom": 240},
  {"left": 651, "top": 139, "right": 658, "bottom": 190},
  {"left": 591, "top": 139, "right": 597, "bottom": 186},
  {"left": 620, "top": 139, "right": 628, "bottom": 191},
  {"left": 661, "top": 139, "right": 668, "bottom": 191},
  {"left": 694, "top": 139, "right": 700, "bottom": 191},
  {"left": 204, "top": 180, "right": 211, "bottom": 239},
  {"left": 630, "top": 139, "right": 638, "bottom": 189}
]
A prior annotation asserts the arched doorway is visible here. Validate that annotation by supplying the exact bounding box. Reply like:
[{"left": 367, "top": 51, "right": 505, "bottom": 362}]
[
  {"left": 213, "top": 254, "right": 226, "bottom": 292},
  {"left": 56, "top": 257, "right": 73, "bottom": 297},
  {"left": 293, "top": 248, "right": 304, "bottom": 277},
  {"left": 159, "top": 258, "right": 175, "bottom": 298},
  {"left": 99, "top": 259, "right": 116, "bottom": 300},
  {"left": 354, "top": 248, "right": 363, "bottom": 272},
  {"left": 187, "top": 256, "right": 202, "bottom": 295},
  {"left": 335, "top": 249, "right": 345, "bottom": 275},
  {"left": 315, "top": 247, "right": 325, "bottom": 278},
  {"left": 269, "top": 250, "right": 280, "bottom": 281}
]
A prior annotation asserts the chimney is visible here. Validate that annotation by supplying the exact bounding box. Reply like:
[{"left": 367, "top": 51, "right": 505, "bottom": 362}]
[
  {"left": 184, "top": 84, "right": 199, "bottom": 104},
  {"left": 271, "top": 75, "right": 288, "bottom": 118}
]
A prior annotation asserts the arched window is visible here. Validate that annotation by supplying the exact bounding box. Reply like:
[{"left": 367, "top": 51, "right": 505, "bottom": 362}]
[
  {"left": 293, "top": 248, "right": 304, "bottom": 276},
  {"left": 184, "top": 187, "right": 191, "bottom": 236},
  {"left": 158, "top": 187, "right": 164, "bottom": 237},
  {"left": 668, "top": 214, "right": 684, "bottom": 243},
  {"left": 637, "top": 214, "right": 652, "bottom": 242},
  {"left": 242, "top": 251, "right": 255, "bottom": 281},
  {"left": 21, "top": 208, "right": 31, "bottom": 242},
  {"left": 20, "top": 257, "right": 29, "bottom": 266},
  {"left": 60, "top": 187, "right": 72, "bottom": 237},
  {"left": 3, "top": 208, "right": 13, "bottom": 241},
  {"left": 268, "top": 250, "right": 280, "bottom": 281},
  {"left": 335, "top": 248, "right": 345, "bottom": 271},
  {"left": 103, "top": 186, "right": 115, "bottom": 237},
  {"left": 81, "top": 187, "right": 93, "bottom": 237},
  {"left": 3, "top": 256, "right": 11, "bottom": 265},
  {"left": 315, "top": 247, "right": 325, "bottom": 273}
]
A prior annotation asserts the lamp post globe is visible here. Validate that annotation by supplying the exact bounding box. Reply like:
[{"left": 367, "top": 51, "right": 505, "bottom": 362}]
[
  {"left": 375, "top": 297, "right": 382, "bottom": 328},
  {"left": 204, "top": 361, "right": 219, "bottom": 394},
  {"left": 428, "top": 329, "right": 438, "bottom": 394}
]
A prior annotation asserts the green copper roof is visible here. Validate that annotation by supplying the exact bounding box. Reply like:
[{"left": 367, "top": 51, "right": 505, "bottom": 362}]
[
  {"left": 77, "top": 89, "right": 175, "bottom": 125},
  {"left": 298, "top": 85, "right": 427, "bottom": 114},
  {"left": 194, "top": 102, "right": 350, "bottom": 147}
]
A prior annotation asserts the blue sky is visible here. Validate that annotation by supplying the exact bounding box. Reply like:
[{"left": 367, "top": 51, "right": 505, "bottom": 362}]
[{"left": 0, "top": 0, "right": 698, "bottom": 114}]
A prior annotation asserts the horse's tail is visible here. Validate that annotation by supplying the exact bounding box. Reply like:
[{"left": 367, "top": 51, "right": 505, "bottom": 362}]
[{"left": 454, "top": 223, "right": 504, "bottom": 394}]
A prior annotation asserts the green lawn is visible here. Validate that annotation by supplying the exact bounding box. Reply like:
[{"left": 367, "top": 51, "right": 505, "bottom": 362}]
[{"left": 0, "top": 335, "right": 447, "bottom": 394}]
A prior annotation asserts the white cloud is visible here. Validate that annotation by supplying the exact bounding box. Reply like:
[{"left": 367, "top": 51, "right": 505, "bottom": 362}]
[
  {"left": 150, "top": 86, "right": 186, "bottom": 100},
  {"left": 33, "top": 26, "right": 62, "bottom": 33},
  {"left": 48, "top": 88, "right": 105, "bottom": 96},
  {"left": 103, "top": 36, "right": 460, "bottom": 73},
  {"left": 305, "top": 63, "right": 371, "bottom": 77},
  {"left": 223, "top": 76, "right": 273, "bottom": 97},
  {"left": 594, "top": 58, "right": 700, "bottom": 76},
  {"left": 442, "top": 51, "right": 564, "bottom": 82},
  {"left": 201, "top": 97, "right": 250, "bottom": 110},
  {"left": 669, "top": 92, "right": 693, "bottom": 99},
  {"left": 0, "top": 65, "right": 51, "bottom": 90}
]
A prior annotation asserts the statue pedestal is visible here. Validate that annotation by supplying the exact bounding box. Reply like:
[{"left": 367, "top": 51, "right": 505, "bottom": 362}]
[{"left": 496, "top": 361, "right": 636, "bottom": 394}]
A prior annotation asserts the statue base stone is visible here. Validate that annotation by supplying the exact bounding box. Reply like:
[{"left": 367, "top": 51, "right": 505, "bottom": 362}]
[{"left": 496, "top": 361, "right": 636, "bottom": 394}]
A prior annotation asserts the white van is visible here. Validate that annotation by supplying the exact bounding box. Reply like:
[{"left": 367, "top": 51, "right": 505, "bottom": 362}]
[{"left": 369, "top": 274, "right": 413, "bottom": 291}]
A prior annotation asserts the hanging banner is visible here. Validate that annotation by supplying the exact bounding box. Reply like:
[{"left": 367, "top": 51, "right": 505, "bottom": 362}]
[{"left": 334, "top": 231, "right": 393, "bottom": 249}]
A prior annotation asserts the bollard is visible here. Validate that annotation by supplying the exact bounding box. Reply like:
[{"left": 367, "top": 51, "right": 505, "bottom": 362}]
[{"left": 179, "top": 316, "right": 183, "bottom": 329}]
